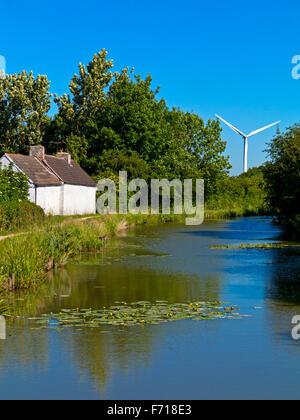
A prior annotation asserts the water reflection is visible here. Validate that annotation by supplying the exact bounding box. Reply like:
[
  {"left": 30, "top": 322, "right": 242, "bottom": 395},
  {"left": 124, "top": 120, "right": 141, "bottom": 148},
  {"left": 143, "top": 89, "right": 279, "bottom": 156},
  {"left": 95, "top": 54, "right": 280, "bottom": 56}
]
[
  {"left": 0, "top": 228, "right": 224, "bottom": 396},
  {"left": 1, "top": 218, "right": 300, "bottom": 399},
  {"left": 266, "top": 248, "right": 300, "bottom": 303},
  {"left": 261, "top": 247, "right": 300, "bottom": 354}
]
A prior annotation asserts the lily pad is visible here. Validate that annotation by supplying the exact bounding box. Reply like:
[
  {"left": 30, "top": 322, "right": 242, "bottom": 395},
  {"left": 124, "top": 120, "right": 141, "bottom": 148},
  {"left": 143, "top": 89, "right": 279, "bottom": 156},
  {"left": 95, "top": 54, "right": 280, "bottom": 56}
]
[{"left": 29, "top": 299, "right": 247, "bottom": 330}]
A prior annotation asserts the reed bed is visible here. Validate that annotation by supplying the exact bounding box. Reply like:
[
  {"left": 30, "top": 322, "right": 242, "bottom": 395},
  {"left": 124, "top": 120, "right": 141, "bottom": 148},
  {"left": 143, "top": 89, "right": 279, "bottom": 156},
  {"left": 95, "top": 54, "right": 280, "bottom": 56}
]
[
  {"left": 0, "top": 208, "right": 270, "bottom": 293},
  {"left": 0, "top": 213, "right": 185, "bottom": 293}
]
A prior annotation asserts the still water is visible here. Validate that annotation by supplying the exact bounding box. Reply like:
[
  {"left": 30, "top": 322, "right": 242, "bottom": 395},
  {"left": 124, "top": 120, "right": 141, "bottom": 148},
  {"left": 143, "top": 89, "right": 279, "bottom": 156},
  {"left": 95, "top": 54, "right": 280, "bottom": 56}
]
[{"left": 1, "top": 217, "right": 300, "bottom": 400}]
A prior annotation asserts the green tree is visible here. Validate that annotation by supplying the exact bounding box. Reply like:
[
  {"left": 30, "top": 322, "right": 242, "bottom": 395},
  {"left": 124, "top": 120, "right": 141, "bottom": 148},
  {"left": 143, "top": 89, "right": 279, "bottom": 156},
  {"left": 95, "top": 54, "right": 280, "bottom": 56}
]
[
  {"left": 50, "top": 50, "right": 231, "bottom": 197},
  {"left": 181, "top": 112, "right": 231, "bottom": 196},
  {"left": 264, "top": 125, "right": 300, "bottom": 227},
  {"left": 50, "top": 49, "right": 114, "bottom": 151},
  {"left": 0, "top": 71, "right": 51, "bottom": 154}
]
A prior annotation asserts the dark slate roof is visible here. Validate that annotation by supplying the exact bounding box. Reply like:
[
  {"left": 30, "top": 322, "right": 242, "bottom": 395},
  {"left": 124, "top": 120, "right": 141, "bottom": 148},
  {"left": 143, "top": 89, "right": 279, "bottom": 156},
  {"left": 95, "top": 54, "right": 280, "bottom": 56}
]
[
  {"left": 44, "top": 155, "right": 96, "bottom": 187},
  {"left": 6, "top": 154, "right": 62, "bottom": 187},
  {"left": 5, "top": 154, "right": 96, "bottom": 188}
]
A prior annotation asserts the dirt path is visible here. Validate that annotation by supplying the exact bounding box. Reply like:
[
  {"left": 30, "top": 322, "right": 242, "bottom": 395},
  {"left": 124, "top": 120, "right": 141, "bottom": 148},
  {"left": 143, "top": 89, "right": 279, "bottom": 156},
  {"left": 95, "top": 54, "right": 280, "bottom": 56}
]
[{"left": 0, "top": 232, "right": 27, "bottom": 241}]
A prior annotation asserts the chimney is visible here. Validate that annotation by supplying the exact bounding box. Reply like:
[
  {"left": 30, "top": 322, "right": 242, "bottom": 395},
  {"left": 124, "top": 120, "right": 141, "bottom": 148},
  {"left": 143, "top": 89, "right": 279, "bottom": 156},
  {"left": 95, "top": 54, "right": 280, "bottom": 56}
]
[
  {"left": 30, "top": 145, "right": 45, "bottom": 160},
  {"left": 57, "top": 151, "right": 71, "bottom": 165}
]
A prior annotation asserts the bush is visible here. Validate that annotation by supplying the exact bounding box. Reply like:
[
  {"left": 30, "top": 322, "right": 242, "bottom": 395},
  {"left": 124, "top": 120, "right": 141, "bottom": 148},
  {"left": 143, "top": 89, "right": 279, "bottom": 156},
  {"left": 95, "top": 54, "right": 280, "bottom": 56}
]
[
  {"left": 0, "top": 201, "right": 45, "bottom": 232},
  {"left": 0, "top": 164, "right": 29, "bottom": 202},
  {"left": 264, "top": 126, "right": 300, "bottom": 224},
  {"left": 206, "top": 167, "right": 268, "bottom": 213},
  {"left": 0, "top": 163, "right": 42, "bottom": 232}
]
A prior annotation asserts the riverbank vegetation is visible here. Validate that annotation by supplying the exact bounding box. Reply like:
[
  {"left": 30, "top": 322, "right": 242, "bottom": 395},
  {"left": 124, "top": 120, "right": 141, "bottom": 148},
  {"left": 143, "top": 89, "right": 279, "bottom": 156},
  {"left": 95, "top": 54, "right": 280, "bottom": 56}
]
[
  {"left": 0, "top": 164, "right": 45, "bottom": 233},
  {"left": 0, "top": 212, "right": 186, "bottom": 293},
  {"left": 263, "top": 124, "right": 300, "bottom": 238},
  {"left": 206, "top": 166, "right": 268, "bottom": 216}
]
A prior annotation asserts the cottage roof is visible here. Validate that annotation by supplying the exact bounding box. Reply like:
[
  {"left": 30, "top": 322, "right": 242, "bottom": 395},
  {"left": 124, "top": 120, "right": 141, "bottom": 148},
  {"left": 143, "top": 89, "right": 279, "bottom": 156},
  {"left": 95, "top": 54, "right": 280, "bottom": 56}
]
[
  {"left": 5, "top": 154, "right": 62, "bottom": 187},
  {"left": 44, "top": 155, "right": 96, "bottom": 187},
  {"left": 5, "top": 153, "right": 96, "bottom": 188}
]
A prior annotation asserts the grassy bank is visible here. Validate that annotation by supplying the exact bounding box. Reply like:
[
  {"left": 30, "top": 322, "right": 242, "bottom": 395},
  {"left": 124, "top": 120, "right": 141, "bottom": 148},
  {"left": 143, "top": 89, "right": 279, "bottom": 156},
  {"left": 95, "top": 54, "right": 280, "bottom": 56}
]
[
  {"left": 0, "top": 204, "right": 267, "bottom": 238},
  {"left": 0, "top": 213, "right": 185, "bottom": 293},
  {"left": 204, "top": 206, "right": 269, "bottom": 220},
  {"left": 0, "top": 206, "right": 271, "bottom": 295}
]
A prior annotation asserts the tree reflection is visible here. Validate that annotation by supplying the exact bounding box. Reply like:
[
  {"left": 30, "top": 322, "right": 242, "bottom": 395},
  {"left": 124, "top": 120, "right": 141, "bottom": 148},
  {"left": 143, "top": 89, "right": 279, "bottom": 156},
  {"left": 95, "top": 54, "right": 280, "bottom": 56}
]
[{"left": 0, "top": 225, "right": 224, "bottom": 395}]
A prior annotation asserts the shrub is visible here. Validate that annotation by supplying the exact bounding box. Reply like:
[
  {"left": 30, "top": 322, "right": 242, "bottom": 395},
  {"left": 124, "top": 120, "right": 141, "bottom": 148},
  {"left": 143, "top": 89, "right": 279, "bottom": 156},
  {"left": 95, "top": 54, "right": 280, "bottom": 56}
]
[
  {"left": 206, "top": 167, "right": 267, "bottom": 213},
  {"left": 0, "top": 164, "right": 29, "bottom": 202},
  {"left": 0, "top": 201, "right": 45, "bottom": 232},
  {"left": 264, "top": 126, "right": 300, "bottom": 223}
]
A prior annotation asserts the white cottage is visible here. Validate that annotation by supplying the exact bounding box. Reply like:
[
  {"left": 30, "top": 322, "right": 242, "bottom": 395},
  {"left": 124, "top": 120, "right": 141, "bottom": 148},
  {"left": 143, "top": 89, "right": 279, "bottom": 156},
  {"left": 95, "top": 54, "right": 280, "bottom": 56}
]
[{"left": 0, "top": 146, "right": 96, "bottom": 215}]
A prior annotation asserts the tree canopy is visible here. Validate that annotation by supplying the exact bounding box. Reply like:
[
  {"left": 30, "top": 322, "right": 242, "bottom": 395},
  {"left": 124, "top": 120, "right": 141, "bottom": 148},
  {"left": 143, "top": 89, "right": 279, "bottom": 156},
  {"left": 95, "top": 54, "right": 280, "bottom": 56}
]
[
  {"left": 0, "top": 71, "right": 51, "bottom": 155},
  {"left": 264, "top": 125, "right": 300, "bottom": 228},
  {"left": 44, "top": 51, "right": 231, "bottom": 197},
  {"left": 0, "top": 49, "right": 233, "bottom": 202}
]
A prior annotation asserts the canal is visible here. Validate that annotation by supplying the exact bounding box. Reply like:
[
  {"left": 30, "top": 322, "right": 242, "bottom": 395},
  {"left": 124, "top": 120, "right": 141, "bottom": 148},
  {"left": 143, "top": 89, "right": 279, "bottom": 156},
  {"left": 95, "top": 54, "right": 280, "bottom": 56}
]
[{"left": 1, "top": 217, "right": 300, "bottom": 400}]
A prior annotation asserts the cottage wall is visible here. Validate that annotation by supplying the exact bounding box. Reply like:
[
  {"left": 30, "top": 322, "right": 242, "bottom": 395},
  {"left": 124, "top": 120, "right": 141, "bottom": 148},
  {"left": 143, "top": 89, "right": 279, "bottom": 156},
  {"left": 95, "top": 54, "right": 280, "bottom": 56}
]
[
  {"left": 36, "top": 186, "right": 62, "bottom": 215},
  {"left": 28, "top": 186, "right": 36, "bottom": 203},
  {"left": 63, "top": 184, "right": 96, "bottom": 215},
  {"left": 0, "top": 155, "right": 11, "bottom": 169}
]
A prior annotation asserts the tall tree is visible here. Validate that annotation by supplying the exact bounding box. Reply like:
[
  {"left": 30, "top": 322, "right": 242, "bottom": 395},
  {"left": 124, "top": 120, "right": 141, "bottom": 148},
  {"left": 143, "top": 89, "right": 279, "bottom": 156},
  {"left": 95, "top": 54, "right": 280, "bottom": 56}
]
[
  {"left": 183, "top": 112, "right": 231, "bottom": 196},
  {"left": 264, "top": 125, "right": 300, "bottom": 224},
  {"left": 50, "top": 49, "right": 114, "bottom": 153},
  {"left": 90, "top": 70, "right": 174, "bottom": 173},
  {"left": 0, "top": 71, "right": 51, "bottom": 154}
]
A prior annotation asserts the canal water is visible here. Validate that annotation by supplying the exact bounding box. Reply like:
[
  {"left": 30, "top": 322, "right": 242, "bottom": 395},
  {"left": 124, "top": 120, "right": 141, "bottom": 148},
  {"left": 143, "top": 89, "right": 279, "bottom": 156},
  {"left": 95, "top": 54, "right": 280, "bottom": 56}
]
[{"left": 1, "top": 217, "right": 300, "bottom": 400}]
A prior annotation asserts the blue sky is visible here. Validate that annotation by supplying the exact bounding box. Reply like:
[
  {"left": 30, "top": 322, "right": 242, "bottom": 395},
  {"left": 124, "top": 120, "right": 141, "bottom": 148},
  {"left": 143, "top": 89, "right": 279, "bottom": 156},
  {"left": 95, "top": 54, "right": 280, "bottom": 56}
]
[{"left": 1, "top": 0, "right": 300, "bottom": 174}]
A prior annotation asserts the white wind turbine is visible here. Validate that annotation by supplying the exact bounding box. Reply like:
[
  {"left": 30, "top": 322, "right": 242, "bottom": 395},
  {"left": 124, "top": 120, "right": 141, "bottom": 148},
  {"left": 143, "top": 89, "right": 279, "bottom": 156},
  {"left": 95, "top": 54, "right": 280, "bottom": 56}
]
[{"left": 216, "top": 115, "right": 280, "bottom": 173}]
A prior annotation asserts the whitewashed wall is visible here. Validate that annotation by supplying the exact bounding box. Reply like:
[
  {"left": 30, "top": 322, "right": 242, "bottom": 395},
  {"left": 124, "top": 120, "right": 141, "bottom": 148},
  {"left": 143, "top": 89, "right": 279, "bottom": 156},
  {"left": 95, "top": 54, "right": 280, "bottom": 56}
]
[
  {"left": 63, "top": 184, "right": 96, "bottom": 215},
  {"left": 28, "top": 186, "right": 35, "bottom": 203},
  {"left": 36, "top": 186, "right": 62, "bottom": 215},
  {"left": 0, "top": 155, "right": 16, "bottom": 170}
]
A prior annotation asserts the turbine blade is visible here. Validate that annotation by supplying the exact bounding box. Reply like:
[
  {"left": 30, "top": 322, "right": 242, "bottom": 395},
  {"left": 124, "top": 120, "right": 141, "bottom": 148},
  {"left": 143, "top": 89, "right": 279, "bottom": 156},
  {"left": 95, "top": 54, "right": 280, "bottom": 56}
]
[
  {"left": 247, "top": 121, "right": 281, "bottom": 137},
  {"left": 215, "top": 115, "right": 246, "bottom": 137}
]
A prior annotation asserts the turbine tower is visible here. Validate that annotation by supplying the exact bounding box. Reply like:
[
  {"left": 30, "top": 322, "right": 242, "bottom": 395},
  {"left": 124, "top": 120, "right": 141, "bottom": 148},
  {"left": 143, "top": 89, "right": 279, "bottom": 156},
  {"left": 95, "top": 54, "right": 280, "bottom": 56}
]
[{"left": 216, "top": 115, "right": 280, "bottom": 173}]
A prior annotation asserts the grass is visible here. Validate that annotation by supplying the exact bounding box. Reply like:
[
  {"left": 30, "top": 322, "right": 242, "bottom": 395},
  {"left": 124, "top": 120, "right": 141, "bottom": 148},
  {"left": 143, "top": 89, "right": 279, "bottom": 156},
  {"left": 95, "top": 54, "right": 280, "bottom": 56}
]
[
  {"left": 204, "top": 206, "right": 270, "bottom": 220},
  {"left": 0, "top": 204, "right": 269, "bottom": 237},
  {"left": 0, "top": 212, "right": 186, "bottom": 293}
]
